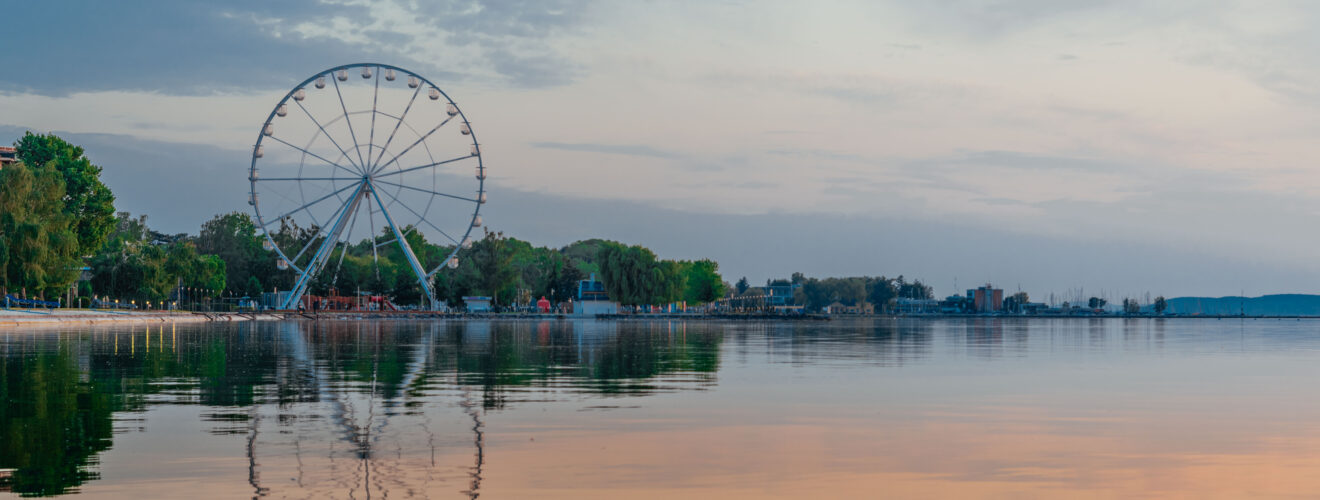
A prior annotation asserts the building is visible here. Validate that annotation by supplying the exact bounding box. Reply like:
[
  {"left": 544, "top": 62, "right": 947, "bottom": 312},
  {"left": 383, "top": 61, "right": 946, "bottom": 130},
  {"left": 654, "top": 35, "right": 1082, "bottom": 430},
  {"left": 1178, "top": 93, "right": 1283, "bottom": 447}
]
[
  {"left": 0, "top": 147, "right": 15, "bottom": 169},
  {"left": 763, "top": 282, "right": 804, "bottom": 313},
  {"left": 463, "top": 296, "right": 492, "bottom": 313},
  {"left": 577, "top": 273, "right": 609, "bottom": 301},
  {"left": 573, "top": 273, "right": 619, "bottom": 316},
  {"left": 764, "top": 283, "right": 799, "bottom": 306},
  {"left": 970, "top": 284, "right": 1004, "bottom": 313},
  {"left": 940, "top": 294, "right": 972, "bottom": 314}
]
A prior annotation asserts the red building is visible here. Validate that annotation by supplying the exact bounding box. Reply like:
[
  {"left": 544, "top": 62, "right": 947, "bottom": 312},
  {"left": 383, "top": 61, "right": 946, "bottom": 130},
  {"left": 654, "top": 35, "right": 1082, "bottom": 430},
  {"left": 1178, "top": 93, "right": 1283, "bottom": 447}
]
[{"left": 971, "top": 284, "right": 1004, "bottom": 313}]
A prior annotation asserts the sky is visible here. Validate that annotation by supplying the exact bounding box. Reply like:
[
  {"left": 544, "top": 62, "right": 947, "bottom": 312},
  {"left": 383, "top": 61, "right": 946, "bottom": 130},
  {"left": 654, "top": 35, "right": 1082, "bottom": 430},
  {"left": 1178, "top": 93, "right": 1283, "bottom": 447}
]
[{"left": 3, "top": 0, "right": 1320, "bottom": 300}]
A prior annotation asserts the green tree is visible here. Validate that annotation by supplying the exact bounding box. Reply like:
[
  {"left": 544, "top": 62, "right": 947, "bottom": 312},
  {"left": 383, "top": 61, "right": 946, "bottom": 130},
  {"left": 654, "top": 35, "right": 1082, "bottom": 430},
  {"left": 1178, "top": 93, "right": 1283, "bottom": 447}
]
[
  {"left": 1088, "top": 297, "right": 1107, "bottom": 309},
  {"left": 681, "top": 259, "right": 726, "bottom": 304},
  {"left": 0, "top": 161, "right": 80, "bottom": 298},
  {"left": 799, "top": 277, "right": 867, "bottom": 312},
  {"left": 597, "top": 242, "right": 683, "bottom": 306},
  {"left": 1122, "top": 298, "right": 1141, "bottom": 314},
  {"left": 560, "top": 239, "right": 610, "bottom": 276},
  {"left": 1154, "top": 296, "right": 1168, "bottom": 315},
  {"left": 89, "top": 213, "right": 226, "bottom": 305},
  {"left": 14, "top": 132, "right": 116, "bottom": 256},
  {"left": 867, "top": 277, "right": 897, "bottom": 313},
  {"left": 1004, "top": 291, "right": 1029, "bottom": 313},
  {"left": 447, "top": 229, "right": 517, "bottom": 307},
  {"left": 196, "top": 212, "right": 283, "bottom": 295},
  {"left": 735, "top": 277, "right": 749, "bottom": 295}
]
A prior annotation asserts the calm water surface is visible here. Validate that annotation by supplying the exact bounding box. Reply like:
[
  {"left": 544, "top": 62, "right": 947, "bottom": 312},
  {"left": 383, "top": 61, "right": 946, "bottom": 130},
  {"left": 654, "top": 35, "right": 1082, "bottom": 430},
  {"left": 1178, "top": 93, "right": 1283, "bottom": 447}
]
[{"left": 4, "top": 318, "right": 1320, "bottom": 499}]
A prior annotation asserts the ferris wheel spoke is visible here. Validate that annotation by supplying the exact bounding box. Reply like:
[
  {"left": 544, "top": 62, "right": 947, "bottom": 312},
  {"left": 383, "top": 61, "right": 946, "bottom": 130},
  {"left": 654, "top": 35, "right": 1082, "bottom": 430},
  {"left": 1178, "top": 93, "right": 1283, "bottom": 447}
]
[
  {"left": 368, "top": 67, "right": 381, "bottom": 171},
  {"left": 371, "top": 154, "right": 474, "bottom": 179},
  {"left": 293, "top": 99, "right": 364, "bottom": 173},
  {"left": 367, "top": 193, "right": 379, "bottom": 266},
  {"left": 329, "top": 209, "right": 359, "bottom": 288},
  {"left": 260, "top": 181, "right": 363, "bottom": 229},
  {"left": 331, "top": 75, "right": 369, "bottom": 170},
  {"left": 367, "top": 186, "right": 439, "bottom": 304},
  {"left": 258, "top": 176, "right": 354, "bottom": 182},
  {"left": 371, "top": 182, "right": 461, "bottom": 245},
  {"left": 372, "top": 84, "right": 422, "bottom": 170},
  {"left": 290, "top": 189, "right": 358, "bottom": 267},
  {"left": 372, "top": 179, "right": 478, "bottom": 203},
  {"left": 265, "top": 135, "right": 361, "bottom": 178},
  {"left": 370, "top": 115, "right": 455, "bottom": 175}
]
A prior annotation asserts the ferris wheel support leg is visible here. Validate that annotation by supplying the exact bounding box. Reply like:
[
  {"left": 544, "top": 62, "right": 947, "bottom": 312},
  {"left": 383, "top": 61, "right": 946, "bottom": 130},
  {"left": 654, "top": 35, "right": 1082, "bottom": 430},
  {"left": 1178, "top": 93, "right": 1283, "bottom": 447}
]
[
  {"left": 280, "top": 186, "right": 367, "bottom": 310},
  {"left": 367, "top": 183, "right": 438, "bottom": 311}
]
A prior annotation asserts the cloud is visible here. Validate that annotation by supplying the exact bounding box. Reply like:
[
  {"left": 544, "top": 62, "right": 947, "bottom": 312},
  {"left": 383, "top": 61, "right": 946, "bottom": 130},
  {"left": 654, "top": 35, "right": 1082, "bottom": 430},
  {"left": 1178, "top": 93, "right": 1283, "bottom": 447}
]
[
  {"left": 937, "top": 150, "right": 1135, "bottom": 173},
  {"left": 531, "top": 141, "right": 684, "bottom": 160},
  {"left": 0, "top": 0, "right": 593, "bottom": 96}
]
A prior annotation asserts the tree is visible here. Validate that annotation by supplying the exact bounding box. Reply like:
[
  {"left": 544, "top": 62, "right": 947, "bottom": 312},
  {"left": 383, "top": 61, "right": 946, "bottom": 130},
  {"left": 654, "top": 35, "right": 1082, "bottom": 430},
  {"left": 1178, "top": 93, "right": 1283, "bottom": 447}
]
[
  {"left": 1087, "top": 297, "right": 1107, "bottom": 310},
  {"left": 1001, "top": 291, "right": 1029, "bottom": 313},
  {"left": 1154, "top": 296, "right": 1168, "bottom": 315},
  {"left": 0, "top": 161, "right": 80, "bottom": 298},
  {"left": 798, "top": 277, "right": 868, "bottom": 312},
  {"left": 681, "top": 259, "right": 726, "bottom": 304},
  {"left": 88, "top": 213, "right": 226, "bottom": 304},
  {"left": 1122, "top": 298, "right": 1141, "bottom": 314},
  {"left": 14, "top": 133, "right": 116, "bottom": 256},
  {"left": 468, "top": 229, "right": 517, "bottom": 306},
  {"left": 897, "top": 277, "right": 933, "bottom": 300},
  {"left": 867, "top": 277, "right": 897, "bottom": 314},
  {"left": 596, "top": 242, "right": 682, "bottom": 306},
  {"left": 735, "top": 277, "right": 750, "bottom": 295},
  {"left": 540, "top": 252, "right": 585, "bottom": 304},
  {"left": 196, "top": 212, "right": 283, "bottom": 295}
]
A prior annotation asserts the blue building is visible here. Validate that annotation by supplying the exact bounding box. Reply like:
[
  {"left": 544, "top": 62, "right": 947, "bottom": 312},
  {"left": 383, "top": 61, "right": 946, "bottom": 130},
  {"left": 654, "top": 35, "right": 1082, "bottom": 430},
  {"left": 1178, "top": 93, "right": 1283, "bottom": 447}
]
[
  {"left": 463, "top": 296, "right": 492, "bottom": 313},
  {"left": 574, "top": 273, "right": 618, "bottom": 316},
  {"left": 577, "top": 273, "right": 609, "bottom": 301}
]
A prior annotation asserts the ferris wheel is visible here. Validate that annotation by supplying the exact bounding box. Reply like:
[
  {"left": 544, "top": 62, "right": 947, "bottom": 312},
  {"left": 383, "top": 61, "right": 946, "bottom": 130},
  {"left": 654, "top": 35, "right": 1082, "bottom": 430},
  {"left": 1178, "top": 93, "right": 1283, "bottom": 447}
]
[{"left": 248, "top": 63, "right": 486, "bottom": 311}]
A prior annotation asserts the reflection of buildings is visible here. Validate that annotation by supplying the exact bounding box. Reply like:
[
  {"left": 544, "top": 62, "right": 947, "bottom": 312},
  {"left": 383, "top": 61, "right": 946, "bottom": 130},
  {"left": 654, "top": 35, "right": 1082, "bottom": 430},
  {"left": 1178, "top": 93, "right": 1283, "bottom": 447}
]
[{"left": 825, "top": 301, "right": 873, "bottom": 314}]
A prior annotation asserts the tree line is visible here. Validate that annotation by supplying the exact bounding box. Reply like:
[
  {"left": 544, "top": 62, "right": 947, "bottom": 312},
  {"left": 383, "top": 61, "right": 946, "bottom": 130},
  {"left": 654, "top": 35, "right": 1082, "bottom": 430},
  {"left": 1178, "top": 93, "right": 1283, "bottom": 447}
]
[
  {"left": 728, "top": 272, "right": 936, "bottom": 313},
  {"left": 0, "top": 133, "right": 731, "bottom": 308}
]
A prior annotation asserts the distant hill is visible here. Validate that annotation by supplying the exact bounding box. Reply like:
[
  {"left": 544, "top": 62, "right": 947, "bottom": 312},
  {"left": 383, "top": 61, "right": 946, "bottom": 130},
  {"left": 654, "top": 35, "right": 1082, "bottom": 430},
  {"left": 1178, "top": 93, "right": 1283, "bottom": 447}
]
[{"left": 1166, "top": 294, "right": 1320, "bottom": 316}]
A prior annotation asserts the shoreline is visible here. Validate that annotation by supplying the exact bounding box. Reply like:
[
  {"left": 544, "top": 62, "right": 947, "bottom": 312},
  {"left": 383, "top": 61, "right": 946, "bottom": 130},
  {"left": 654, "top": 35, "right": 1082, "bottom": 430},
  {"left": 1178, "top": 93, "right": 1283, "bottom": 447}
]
[
  {"left": 0, "top": 310, "right": 286, "bottom": 329},
  {"left": 3, "top": 309, "right": 1318, "bottom": 329}
]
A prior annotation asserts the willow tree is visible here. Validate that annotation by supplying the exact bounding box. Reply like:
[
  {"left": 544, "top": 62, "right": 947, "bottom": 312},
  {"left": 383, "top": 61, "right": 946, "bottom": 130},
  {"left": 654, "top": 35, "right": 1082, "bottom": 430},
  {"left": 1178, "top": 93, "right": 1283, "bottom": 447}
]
[
  {"left": 597, "top": 242, "right": 683, "bottom": 306},
  {"left": 0, "top": 161, "right": 80, "bottom": 298}
]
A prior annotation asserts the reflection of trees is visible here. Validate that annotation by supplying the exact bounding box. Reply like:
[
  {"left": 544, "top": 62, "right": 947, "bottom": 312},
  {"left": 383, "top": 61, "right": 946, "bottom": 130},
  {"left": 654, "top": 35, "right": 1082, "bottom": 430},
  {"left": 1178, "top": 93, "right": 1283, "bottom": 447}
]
[
  {"left": 0, "top": 320, "right": 725, "bottom": 496},
  {"left": 449, "top": 321, "right": 723, "bottom": 409},
  {"left": 0, "top": 340, "right": 114, "bottom": 497}
]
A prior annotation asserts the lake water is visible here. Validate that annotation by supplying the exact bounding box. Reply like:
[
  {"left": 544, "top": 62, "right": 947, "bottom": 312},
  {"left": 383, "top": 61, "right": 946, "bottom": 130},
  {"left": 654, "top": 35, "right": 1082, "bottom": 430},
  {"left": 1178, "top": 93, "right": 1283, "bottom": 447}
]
[{"left": 3, "top": 317, "right": 1320, "bottom": 499}]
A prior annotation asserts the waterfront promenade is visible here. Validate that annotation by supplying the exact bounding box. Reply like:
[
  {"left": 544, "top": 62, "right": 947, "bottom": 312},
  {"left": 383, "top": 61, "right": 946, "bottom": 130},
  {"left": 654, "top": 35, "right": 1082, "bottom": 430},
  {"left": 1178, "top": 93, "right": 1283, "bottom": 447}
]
[{"left": 0, "top": 309, "right": 277, "bottom": 328}]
